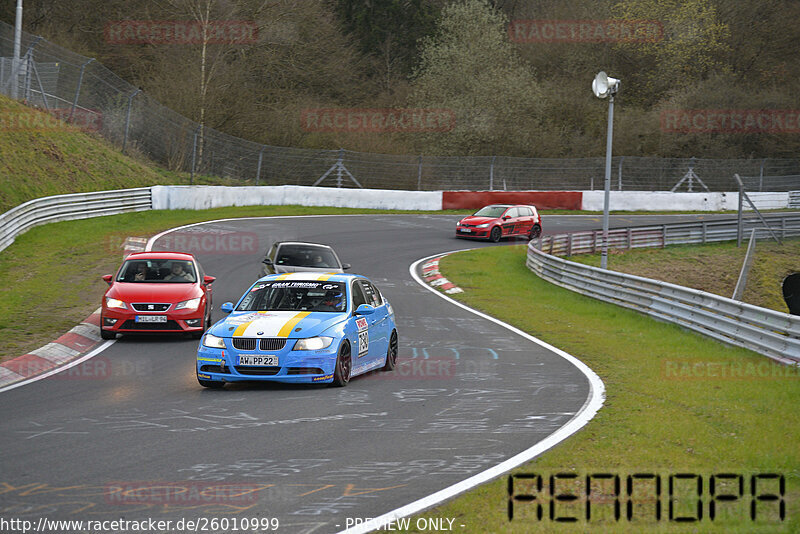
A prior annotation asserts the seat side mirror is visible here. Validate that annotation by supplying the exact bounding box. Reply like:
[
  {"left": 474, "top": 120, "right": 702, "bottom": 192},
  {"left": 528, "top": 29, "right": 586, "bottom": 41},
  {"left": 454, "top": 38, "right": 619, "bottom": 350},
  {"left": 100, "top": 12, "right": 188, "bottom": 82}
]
[
  {"left": 102, "top": 274, "right": 113, "bottom": 285},
  {"left": 203, "top": 275, "right": 216, "bottom": 285}
]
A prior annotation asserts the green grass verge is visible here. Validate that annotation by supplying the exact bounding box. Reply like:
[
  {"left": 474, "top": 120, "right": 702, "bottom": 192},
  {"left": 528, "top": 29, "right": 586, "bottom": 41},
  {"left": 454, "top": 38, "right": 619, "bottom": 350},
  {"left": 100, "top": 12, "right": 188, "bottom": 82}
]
[
  {"left": 405, "top": 245, "right": 799, "bottom": 533},
  {"left": 0, "top": 205, "right": 464, "bottom": 362}
]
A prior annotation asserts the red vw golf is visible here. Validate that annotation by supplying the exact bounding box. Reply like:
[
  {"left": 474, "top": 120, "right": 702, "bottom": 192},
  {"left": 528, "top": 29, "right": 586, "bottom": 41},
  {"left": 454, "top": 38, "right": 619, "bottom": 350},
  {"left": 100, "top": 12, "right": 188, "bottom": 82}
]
[
  {"left": 100, "top": 252, "right": 214, "bottom": 339},
  {"left": 455, "top": 204, "right": 542, "bottom": 242}
]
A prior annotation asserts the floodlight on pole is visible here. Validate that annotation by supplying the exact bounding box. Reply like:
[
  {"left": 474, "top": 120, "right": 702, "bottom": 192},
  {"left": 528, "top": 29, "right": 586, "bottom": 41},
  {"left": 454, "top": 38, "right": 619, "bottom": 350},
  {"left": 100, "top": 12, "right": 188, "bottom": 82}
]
[{"left": 592, "top": 71, "right": 620, "bottom": 270}]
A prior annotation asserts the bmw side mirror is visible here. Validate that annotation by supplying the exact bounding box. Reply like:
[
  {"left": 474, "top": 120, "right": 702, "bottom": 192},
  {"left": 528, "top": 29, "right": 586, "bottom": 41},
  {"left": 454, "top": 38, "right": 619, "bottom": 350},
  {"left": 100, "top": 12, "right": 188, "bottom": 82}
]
[
  {"left": 342, "top": 263, "right": 351, "bottom": 270},
  {"left": 102, "top": 274, "right": 113, "bottom": 285},
  {"left": 221, "top": 302, "right": 234, "bottom": 314},
  {"left": 355, "top": 304, "right": 375, "bottom": 315},
  {"left": 262, "top": 258, "right": 273, "bottom": 265}
]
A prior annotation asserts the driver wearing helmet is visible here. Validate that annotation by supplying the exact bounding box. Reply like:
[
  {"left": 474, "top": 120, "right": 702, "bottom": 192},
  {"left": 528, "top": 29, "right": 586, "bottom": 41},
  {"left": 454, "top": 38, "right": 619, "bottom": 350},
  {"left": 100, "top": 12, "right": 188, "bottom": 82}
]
[{"left": 322, "top": 290, "right": 344, "bottom": 311}]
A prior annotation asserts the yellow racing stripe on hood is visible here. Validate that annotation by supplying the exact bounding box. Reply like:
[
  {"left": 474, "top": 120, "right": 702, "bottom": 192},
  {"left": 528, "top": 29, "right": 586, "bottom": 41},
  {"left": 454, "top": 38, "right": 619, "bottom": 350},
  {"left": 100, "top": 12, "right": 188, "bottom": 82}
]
[
  {"left": 278, "top": 312, "right": 311, "bottom": 337},
  {"left": 233, "top": 321, "right": 254, "bottom": 337}
]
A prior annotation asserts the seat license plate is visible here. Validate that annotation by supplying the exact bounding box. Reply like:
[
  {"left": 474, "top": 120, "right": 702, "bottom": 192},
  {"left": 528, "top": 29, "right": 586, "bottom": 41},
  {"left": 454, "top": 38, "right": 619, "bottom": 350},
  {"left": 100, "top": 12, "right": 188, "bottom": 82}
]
[
  {"left": 135, "top": 315, "right": 167, "bottom": 323},
  {"left": 239, "top": 355, "right": 278, "bottom": 366}
]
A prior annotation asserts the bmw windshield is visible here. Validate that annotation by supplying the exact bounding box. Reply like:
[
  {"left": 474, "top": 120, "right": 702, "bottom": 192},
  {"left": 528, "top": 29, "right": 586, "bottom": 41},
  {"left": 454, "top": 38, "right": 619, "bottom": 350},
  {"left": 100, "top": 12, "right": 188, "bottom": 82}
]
[{"left": 237, "top": 281, "right": 346, "bottom": 312}]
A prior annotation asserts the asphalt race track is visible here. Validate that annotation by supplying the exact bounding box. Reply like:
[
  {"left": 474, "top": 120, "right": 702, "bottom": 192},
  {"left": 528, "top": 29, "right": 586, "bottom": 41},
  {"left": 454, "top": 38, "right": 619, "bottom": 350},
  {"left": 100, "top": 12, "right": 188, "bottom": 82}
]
[{"left": 0, "top": 213, "right": 724, "bottom": 533}]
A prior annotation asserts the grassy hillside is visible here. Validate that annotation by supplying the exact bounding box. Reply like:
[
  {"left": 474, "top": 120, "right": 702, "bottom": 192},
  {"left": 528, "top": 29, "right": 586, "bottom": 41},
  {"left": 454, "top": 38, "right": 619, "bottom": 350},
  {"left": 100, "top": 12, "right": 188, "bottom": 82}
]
[{"left": 0, "top": 95, "right": 186, "bottom": 212}]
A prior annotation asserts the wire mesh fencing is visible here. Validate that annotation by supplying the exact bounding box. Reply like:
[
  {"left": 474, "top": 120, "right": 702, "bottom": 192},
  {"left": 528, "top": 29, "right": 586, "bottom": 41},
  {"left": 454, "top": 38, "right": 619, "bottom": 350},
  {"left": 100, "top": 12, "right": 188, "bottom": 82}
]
[{"left": 1, "top": 20, "right": 799, "bottom": 193}]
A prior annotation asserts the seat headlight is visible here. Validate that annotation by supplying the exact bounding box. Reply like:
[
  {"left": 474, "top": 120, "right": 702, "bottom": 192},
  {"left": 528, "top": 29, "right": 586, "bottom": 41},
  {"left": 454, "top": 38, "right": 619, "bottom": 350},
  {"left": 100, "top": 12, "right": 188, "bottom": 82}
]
[
  {"left": 202, "top": 333, "right": 226, "bottom": 348},
  {"left": 176, "top": 297, "right": 201, "bottom": 310},
  {"left": 105, "top": 297, "right": 127, "bottom": 309},
  {"left": 293, "top": 336, "right": 334, "bottom": 351}
]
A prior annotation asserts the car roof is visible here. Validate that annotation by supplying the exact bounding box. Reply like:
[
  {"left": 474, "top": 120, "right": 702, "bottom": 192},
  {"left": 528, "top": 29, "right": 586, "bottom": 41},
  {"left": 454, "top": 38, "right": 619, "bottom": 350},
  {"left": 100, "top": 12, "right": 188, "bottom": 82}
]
[
  {"left": 255, "top": 272, "right": 362, "bottom": 284},
  {"left": 124, "top": 251, "right": 196, "bottom": 261},
  {"left": 274, "top": 241, "right": 333, "bottom": 249}
]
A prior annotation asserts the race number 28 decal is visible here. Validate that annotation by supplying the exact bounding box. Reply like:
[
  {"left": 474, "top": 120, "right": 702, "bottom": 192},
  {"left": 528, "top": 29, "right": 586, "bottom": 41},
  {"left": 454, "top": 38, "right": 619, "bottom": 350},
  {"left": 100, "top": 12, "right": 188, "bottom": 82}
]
[{"left": 355, "top": 317, "right": 369, "bottom": 358}]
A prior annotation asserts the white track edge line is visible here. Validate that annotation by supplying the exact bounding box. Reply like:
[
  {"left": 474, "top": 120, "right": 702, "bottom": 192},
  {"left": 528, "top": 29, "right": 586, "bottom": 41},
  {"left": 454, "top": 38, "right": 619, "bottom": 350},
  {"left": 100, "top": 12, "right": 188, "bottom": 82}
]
[
  {"left": 337, "top": 249, "right": 606, "bottom": 534},
  {"left": 0, "top": 340, "right": 116, "bottom": 394}
]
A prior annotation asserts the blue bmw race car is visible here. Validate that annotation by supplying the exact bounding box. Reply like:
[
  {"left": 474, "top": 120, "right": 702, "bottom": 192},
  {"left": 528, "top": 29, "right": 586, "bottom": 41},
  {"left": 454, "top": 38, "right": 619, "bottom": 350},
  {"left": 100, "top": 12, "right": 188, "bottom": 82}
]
[{"left": 196, "top": 272, "right": 398, "bottom": 388}]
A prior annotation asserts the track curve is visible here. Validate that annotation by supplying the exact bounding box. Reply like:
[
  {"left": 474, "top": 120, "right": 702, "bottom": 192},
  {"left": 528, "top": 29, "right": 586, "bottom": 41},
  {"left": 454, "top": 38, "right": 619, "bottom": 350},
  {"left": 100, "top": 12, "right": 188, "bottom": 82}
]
[{"left": 0, "top": 213, "right": 720, "bottom": 533}]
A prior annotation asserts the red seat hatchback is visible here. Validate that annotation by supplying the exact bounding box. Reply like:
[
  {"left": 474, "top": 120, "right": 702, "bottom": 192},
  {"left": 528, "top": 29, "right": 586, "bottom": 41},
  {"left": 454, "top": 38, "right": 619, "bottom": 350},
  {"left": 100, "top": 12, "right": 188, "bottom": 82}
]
[
  {"left": 455, "top": 204, "right": 542, "bottom": 242},
  {"left": 100, "top": 252, "right": 214, "bottom": 339}
]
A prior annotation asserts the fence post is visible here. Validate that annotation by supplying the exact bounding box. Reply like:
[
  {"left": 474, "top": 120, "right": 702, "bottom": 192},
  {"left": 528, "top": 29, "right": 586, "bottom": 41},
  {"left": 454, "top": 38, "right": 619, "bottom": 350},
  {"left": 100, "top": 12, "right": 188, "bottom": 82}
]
[
  {"left": 190, "top": 126, "right": 200, "bottom": 185},
  {"left": 417, "top": 154, "right": 423, "bottom": 191},
  {"left": 489, "top": 155, "right": 496, "bottom": 191},
  {"left": 737, "top": 175, "right": 744, "bottom": 247},
  {"left": 69, "top": 58, "right": 94, "bottom": 122},
  {"left": 759, "top": 158, "right": 766, "bottom": 192},
  {"left": 255, "top": 146, "right": 265, "bottom": 185},
  {"left": 122, "top": 88, "right": 141, "bottom": 153},
  {"left": 618, "top": 156, "right": 624, "bottom": 191}
]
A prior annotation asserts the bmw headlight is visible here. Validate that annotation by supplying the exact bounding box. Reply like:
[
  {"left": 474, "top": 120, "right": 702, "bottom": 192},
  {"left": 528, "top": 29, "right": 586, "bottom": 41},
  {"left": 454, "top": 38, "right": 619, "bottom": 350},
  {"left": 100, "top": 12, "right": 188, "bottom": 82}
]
[
  {"left": 105, "top": 297, "right": 127, "bottom": 309},
  {"left": 294, "top": 336, "right": 334, "bottom": 351},
  {"left": 176, "top": 297, "right": 201, "bottom": 310},
  {"left": 202, "top": 333, "right": 226, "bottom": 348},
  {"left": 476, "top": 223, "right": 489, "bottom": 228}
]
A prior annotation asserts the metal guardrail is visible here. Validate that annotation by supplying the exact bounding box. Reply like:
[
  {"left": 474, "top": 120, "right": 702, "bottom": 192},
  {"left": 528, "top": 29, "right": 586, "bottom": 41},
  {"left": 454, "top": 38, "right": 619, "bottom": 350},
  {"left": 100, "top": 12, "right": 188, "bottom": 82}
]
[
  {"left": 0, "top": 188, "right": 152, "bottom": 253},
  {"left": 527, "top": 219, "right": 800, "bottom": 364},
  {"left": 536, "top": 214, "right": 800, "bottom": 257},
  {"left": 790, "top": 191, "right": 800, "bottom": 209}
]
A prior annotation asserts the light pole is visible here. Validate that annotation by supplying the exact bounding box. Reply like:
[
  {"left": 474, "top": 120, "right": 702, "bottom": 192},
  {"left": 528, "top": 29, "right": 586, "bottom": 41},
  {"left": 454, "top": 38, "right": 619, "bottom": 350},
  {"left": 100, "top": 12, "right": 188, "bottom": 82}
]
[
  {"left": 11, "top": 0, "right": 23, "bottom": 99},
  {"left": 592, "top": 71, "right": 620, "bottom": 269}
]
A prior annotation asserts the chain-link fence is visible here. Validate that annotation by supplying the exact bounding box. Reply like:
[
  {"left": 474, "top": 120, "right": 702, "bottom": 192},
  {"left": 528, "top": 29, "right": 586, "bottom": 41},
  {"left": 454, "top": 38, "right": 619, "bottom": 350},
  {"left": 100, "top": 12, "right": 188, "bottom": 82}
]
[{"left": 2, "top": 20, "right": 799, "bottom": 192}]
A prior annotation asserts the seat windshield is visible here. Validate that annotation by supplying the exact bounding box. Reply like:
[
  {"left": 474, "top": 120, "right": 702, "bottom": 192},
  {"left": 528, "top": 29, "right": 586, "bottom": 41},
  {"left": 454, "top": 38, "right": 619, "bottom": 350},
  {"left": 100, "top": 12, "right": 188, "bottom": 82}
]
[
  {"left": 275, "top": 245, "right": 339, "bottom": 269},
  {"left": 116, "top": 259, "right": 197, "bottom": 283},
  {"left": 473, "top": 206, "right": 508, "bottom": 217},
  {"left": 237, "top": 281, "right": 346, "bottom": 312}
]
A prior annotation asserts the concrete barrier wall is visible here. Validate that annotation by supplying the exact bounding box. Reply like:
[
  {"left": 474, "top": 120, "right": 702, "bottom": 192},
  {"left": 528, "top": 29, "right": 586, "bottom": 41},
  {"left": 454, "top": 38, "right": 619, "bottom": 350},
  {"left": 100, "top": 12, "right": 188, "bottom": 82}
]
[
  {"left": 581, "top": 191, "right": 790, "bottom": 211},
  {"left": 151, "top": 185, "right": 443, "bottom": 211}
]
